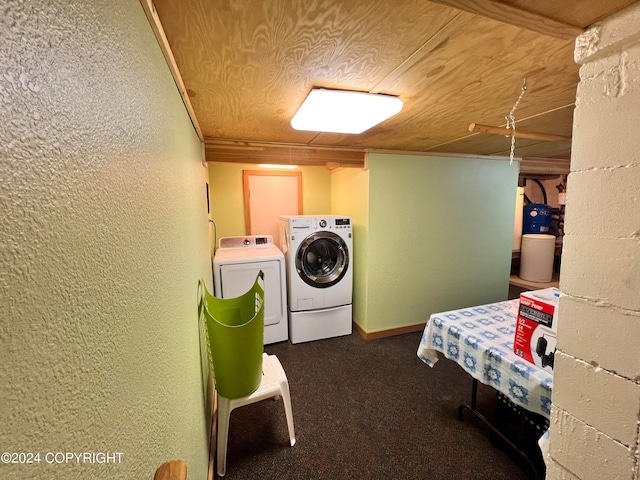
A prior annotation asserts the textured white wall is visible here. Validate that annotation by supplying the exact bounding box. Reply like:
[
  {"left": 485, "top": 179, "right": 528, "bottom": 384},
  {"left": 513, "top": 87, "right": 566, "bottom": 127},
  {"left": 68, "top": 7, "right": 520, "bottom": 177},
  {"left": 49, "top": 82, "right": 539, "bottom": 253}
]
[
  {"left": 0, "top": 1, "right": 211, "bottom": 478},
  {"left": 548, "top": 4, "right": 640, "bottom": 479}
]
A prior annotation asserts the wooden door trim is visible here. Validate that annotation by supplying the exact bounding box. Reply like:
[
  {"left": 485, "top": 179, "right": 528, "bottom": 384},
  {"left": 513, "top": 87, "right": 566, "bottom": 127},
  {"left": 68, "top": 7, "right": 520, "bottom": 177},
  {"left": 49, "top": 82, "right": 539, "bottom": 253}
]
[{"left": 243, "top": 170, "right": 302, "bottom": 235}]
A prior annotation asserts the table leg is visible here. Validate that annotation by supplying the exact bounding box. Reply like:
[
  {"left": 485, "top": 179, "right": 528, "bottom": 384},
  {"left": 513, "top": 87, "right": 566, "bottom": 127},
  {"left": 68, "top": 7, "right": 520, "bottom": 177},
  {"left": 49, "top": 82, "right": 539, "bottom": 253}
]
[
  {"left": 457, "top": 379, "right": 542, "bottom": 480},
  {"left": 457, "top": 375, "right": 478, "bottom": 420}
]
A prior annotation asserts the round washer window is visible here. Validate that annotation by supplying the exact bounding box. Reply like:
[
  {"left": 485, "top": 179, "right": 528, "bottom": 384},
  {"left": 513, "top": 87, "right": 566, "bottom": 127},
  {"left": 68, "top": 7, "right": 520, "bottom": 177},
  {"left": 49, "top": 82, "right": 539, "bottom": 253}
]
[{"left": 295, "top": 231, "right": 349, "bottom": 288}]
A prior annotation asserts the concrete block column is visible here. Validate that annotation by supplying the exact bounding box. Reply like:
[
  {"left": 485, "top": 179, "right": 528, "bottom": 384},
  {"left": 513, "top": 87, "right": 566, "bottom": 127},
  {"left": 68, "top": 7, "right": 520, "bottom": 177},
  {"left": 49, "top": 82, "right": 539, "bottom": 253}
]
[{"left": 549, "top": 3, "right": 640, "bottom": 479}]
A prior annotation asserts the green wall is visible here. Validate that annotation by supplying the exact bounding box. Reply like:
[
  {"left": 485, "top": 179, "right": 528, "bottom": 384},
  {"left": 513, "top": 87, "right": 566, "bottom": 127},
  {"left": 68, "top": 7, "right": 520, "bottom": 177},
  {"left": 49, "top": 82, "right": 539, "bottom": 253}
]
[
  {"left": 210, "top": 155, "right": 517, "bottom": 336},
  {"left": 363, "top": 153, "right": 518, "bottom": 333},
  {"left": 1, "top": 1, "right": 212, "bottom": 478},
  {"left": 207, "top": 163, "right": 332, "bottom": 241},
  {"left": 330, "top": 154, "right": 518, "bottom": 335}
]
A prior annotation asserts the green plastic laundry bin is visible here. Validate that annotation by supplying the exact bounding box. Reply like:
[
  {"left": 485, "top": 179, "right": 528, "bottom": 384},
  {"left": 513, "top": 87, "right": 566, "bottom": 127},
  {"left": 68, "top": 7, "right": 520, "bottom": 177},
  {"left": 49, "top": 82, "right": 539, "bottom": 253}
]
[{"left": 200, "top": 272, "right": 264, "bottom": 399}]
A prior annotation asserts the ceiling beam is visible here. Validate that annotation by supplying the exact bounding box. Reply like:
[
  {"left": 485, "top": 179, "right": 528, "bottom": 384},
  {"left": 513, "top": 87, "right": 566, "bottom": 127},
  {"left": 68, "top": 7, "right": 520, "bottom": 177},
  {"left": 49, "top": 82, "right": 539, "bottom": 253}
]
[
  {"left": 204, "top": 139, "right": 366, "bottom": 168},
  {"left": 520, "top": 157, "right": 570, "bottom": 176},
  {"left": 425, "top": 0, "right": 584, "bottom": 40}
]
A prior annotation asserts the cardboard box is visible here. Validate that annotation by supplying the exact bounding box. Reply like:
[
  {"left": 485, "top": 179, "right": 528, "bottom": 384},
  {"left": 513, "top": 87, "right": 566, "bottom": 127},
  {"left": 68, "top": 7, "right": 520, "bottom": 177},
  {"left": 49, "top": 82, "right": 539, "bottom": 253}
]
[{"left": 513, "top": 287, "right": 561, "bottom": 373}]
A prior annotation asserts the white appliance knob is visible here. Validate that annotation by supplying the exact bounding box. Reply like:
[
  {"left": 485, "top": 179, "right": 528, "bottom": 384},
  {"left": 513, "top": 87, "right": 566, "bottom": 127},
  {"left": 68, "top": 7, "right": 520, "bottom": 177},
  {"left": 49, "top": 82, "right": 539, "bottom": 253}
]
[{"left": 319, "top": 219, "right": 327, "bottom": 228}]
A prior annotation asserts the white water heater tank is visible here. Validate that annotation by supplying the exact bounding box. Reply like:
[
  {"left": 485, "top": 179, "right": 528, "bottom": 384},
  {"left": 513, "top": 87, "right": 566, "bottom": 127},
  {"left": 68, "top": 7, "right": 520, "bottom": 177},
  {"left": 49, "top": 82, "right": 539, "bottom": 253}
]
[{"left": 519, "top": 234, "right": 555, "bottom": 283}]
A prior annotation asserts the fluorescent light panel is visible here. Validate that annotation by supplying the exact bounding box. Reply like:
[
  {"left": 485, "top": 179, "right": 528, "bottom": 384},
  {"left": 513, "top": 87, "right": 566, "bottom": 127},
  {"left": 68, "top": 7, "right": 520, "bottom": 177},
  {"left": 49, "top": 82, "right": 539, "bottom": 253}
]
[{"left": 291, "top": 88, "right": 403, "bottom": 134}]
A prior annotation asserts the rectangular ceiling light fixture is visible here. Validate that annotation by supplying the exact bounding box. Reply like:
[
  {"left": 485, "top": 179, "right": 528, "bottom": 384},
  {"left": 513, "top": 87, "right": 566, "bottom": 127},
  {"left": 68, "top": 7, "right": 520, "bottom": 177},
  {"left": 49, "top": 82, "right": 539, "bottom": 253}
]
[{"left": 291, "top": 88, "right": 403, "bottom": 134}]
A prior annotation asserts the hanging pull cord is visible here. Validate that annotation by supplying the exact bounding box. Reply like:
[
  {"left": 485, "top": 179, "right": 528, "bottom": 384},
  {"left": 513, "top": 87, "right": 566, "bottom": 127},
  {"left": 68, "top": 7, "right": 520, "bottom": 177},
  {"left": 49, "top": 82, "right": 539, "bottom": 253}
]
[{"left": 506, "top": 79, "right": 527, "bottom": 165}]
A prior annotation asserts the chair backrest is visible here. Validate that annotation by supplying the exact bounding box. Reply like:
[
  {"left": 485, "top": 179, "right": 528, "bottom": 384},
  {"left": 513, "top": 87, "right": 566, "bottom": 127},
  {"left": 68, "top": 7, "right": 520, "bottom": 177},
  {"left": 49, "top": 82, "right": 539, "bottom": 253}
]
[{"left": 198, "top": 273, "right": 265, "bottom": 399}]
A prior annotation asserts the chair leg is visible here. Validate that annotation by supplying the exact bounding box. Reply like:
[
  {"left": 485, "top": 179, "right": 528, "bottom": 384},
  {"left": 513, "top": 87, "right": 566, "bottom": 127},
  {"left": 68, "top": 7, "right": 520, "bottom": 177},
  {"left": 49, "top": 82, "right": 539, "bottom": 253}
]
[
  {"left": 216, "top": 396, "right": 232, "bottom": 477},
  {"left": 279, "top": 380, "right": 296, "bottom": 446}
]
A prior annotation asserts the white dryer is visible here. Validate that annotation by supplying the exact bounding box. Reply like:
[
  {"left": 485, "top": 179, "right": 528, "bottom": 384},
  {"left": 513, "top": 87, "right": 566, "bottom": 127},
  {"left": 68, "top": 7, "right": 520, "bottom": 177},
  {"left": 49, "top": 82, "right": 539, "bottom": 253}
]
[
  {"left": 279, "top": 215, "right": 353, "bottom": 344},
  {"left": 213, "top": 235, "right": 288, "bottom": 345}
]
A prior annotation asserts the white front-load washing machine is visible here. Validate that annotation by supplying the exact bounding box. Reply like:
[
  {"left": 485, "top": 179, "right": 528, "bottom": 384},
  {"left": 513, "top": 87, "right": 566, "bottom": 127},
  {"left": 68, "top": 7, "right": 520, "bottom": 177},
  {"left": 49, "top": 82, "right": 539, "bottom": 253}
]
[
  {"left": 279, "top": 215, "right": 353, "bottom": 344},
  {"left": 213, "top": 235, "right": 288, "bottom": 345}
]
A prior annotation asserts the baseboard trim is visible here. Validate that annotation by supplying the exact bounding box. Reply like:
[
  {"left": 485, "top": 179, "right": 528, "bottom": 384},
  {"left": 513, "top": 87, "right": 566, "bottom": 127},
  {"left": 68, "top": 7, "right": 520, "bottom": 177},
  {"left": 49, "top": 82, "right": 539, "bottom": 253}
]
[{"left": 354, "top": 322, "right": 426, "bottom": 340}]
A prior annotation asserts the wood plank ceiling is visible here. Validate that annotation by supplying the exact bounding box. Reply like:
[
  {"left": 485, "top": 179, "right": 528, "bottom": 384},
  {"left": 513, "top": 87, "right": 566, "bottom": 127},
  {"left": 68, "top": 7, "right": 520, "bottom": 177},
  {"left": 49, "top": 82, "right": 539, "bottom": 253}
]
[{"left": 152, "top": 0, "right": 636, "bottom": 172}]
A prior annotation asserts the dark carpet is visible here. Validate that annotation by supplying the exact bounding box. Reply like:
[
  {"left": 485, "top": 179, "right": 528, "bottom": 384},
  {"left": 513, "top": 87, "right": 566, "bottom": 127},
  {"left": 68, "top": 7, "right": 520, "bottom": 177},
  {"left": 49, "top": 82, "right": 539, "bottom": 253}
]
[{"left": 220, "top": 331, "right": 537, "bottom": 479}]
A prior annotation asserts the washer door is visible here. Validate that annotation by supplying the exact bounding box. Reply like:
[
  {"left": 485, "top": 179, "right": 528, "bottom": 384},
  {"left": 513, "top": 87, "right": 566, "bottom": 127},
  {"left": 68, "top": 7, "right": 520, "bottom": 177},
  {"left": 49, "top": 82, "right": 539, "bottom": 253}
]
[{"left": 295, "top": 231, "right": 349, "bottom": 288}]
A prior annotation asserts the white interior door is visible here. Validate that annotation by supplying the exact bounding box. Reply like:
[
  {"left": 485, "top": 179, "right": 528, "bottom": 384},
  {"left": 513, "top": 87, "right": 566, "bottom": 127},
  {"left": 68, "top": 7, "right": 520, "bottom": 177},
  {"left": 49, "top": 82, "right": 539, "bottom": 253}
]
[{"left": 244, "top": 170, "right": 302, "bottom": 245}]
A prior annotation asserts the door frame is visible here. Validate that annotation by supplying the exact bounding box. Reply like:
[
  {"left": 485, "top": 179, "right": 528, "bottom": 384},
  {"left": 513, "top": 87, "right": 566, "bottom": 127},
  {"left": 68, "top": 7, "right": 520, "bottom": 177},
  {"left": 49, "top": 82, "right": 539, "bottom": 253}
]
[{"left": 243, "top": 170, "right": 303, "bottom": 235}]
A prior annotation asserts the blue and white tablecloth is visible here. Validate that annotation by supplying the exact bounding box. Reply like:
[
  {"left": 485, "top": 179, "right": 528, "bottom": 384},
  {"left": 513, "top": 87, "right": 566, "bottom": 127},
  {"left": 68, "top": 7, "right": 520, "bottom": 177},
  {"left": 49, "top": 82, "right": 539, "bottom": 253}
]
[{"left": 417, "top": 299, "right": 553, "bottom": 419}]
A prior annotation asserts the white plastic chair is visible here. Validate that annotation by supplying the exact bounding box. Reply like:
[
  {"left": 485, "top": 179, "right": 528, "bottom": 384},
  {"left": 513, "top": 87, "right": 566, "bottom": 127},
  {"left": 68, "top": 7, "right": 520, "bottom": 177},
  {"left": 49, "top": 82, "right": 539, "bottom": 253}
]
[
  {"left": 198, "top": 276, "right": 295, "bottom": 477},
  {"left": 216, "top": 352, "right": 296, "bottom": 477}
]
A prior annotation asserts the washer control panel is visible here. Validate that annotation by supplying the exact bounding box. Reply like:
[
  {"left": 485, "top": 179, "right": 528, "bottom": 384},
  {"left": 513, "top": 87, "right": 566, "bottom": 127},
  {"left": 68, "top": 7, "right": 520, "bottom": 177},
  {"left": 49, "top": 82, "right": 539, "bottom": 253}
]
[{"left": 287, "top": 216, "right": 352, "bottom": 232}]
